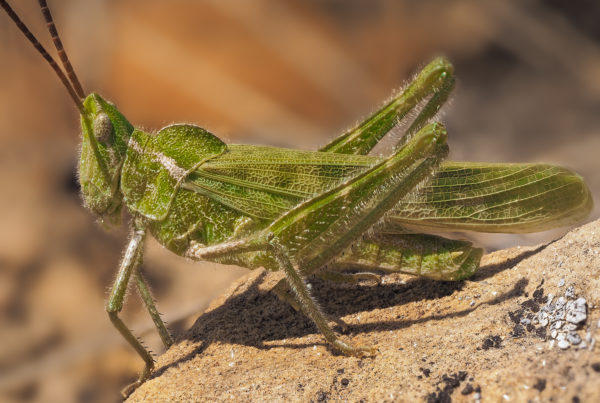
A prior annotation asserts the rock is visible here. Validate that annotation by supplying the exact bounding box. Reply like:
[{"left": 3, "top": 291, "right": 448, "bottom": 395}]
[
  {"left": 566, "top": 298, "right": 588, "bottom": 325},
  {"left": 128, "top": 220, "right": 600, "bottom": 402}
]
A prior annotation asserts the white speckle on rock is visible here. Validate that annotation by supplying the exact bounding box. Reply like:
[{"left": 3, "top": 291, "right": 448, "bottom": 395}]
[
  {"left": 558, "top": 278, "right": 565, "bottom": 287},
  {"left": 565, "top": 286, "right": 575, "bottom": 299},
  {"left": 533, "top": 282, "right": 591, "bottom": 353},
  {"left": 566, "top": 300, "right": 574, "bottom": 311},
  {"left": 563, "top": 323, "right": 577, "bottom": 332},
  {"left": 566, "top": 298, "right": 587, "bottom": 324},
  {"left": 567, "top": 332, "right": 582, "bottom": 345}
]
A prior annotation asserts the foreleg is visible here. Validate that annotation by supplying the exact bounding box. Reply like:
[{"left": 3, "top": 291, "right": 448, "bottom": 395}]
[
  {"left": 106, "top": 225, "right": 154, "bottom": 396},
  {"left": 134, "top": 270, "right": 174, "bottom": 348}
]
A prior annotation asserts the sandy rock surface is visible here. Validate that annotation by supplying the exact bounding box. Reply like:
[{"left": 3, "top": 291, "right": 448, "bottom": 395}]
[{"left": 128, "top": 220, "right": 600, "bottom": 402}]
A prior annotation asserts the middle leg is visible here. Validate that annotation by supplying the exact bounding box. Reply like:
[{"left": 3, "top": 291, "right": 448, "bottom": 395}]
[
  {"left": 187, "top": 236, "right": 371, "bottom": 354},
  {"left": 188, "top": 123, "right": 449, "bottom": 355}
]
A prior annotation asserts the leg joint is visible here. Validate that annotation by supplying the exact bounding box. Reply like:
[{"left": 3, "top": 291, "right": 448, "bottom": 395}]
[{"left": 106, "top": 301, "right": 121, "bottom": 314}]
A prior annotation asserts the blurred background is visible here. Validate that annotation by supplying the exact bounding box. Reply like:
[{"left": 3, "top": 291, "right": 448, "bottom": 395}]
[{"left": 1, "top": 0, "right": 599, "bottom": 401}]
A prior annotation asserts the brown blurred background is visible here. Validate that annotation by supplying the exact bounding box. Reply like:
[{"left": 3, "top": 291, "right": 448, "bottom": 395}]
[{"left": 1, "top": 1, "right": 599, "bottom": 401}]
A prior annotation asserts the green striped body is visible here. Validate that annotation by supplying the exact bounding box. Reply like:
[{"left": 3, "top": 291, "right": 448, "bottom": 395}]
[
  {"left": 116, "top": 122, "right": 590, "bottom": 280},
  {"left": 75, "top": 52, "right": 593, "bottom": 285}
]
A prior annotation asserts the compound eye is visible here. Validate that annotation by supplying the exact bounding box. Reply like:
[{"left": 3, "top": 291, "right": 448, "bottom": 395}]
[{"left": 93, "top": 113, "right": 113, "bottom": 144}]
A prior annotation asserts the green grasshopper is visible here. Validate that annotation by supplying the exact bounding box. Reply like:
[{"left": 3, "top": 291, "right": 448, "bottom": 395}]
[{"left": 2, "top": 0, "right": 593, "bottom": 395}]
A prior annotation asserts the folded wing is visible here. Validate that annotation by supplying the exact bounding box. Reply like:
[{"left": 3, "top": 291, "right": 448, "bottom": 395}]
[
  {"left": 390, "top": 161, "right": 593, "bottom": 233},
  {"left": 184, "top": 148, "right": 592, "bottom": 233}
]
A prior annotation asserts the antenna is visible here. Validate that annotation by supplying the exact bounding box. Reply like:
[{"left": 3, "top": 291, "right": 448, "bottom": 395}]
[
  {"left": 0, "top": 0, "right": 85, "bottom": 113},
  {"left": 38, "top": 0, "right": 85, "bottom": 98}
]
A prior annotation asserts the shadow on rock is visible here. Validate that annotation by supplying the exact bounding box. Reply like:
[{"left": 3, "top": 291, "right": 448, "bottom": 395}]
[
  {"left": 475, "top": 243, "right": 549, "bottom": 280},
  {"left": 153, "top": 245, "right": 532, "bottom": 378}
]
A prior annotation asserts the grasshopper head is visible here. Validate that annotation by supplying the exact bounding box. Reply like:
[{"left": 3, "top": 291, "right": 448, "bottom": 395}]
[
  {"left": 79, "top": 93, "right": 134, "bottom": 224},
  {"left": 1, "top": 2, "right": 134, "bottom": 225}
]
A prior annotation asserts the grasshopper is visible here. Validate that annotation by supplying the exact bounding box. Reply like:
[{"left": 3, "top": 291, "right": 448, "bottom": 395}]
[{"left": 2, "top": 0, "right": 593, "bottom": 395}]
